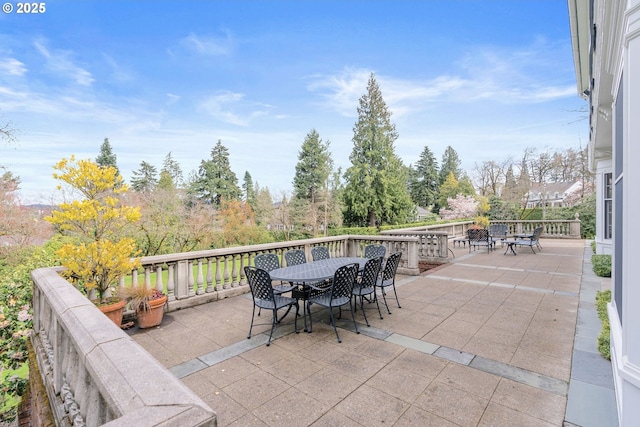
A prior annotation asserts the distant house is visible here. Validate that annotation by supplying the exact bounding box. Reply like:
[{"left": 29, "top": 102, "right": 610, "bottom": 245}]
[
  {"left": 524, "top": 181, "right": 582, "bottom": 209},
  {"left": 416, "top": 206, "right": 432, "bottom": 221}
]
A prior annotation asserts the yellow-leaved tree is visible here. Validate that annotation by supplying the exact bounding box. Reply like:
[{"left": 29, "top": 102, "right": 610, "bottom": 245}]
[{"left": 46, "top": 156, "right": 141, "bottom": 304}]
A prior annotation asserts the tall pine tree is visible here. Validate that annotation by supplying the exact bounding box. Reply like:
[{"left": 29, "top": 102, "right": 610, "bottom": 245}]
[
  {"left": 292, "top": 129, "right": 333, "bottom": 236},
  {"left": 342, "top": 74, "right": 413, "bottom": 226},
  {"left": 189, "top": 139, "right": 241, "bottom": 206},
  {"left": 410, "top": 146, "right": 439, "bottom": 209},
  {"left": 96, "top": 138, "right": 119, "bottom": 175},
  {"left": 438, "top": 145, "right": 462, "bottom": 186},
  {"left": 130, "top": 161, "right": 158, "bottom": 193}
]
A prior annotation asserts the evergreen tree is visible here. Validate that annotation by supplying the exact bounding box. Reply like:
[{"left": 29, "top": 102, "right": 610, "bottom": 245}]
[
  {"left": 95, "top": 138, "right": 119, "bottom": 175},
  {"left": 291, "top": 129, "right": 333, "bottom": 236},
  {"left": 342, "top": 73, "right": 413, "bottom": 226},
  {"left": 438, "top": 145, "right": 462, "bottom": 185},
  {"left": 157, "top": 170, "right": 175, "bottom": 191},
  {"left": 293, "top": 129, "right": 332, "bottom": 201},
  {"left": 161, "top": 152, "right": 183, "bottom": 188},
  {"left": 130, "top": 161, "right": 158, "bottom": 193},
  {"left": 243, "top": 171, "right": 257, "bottom": 211},
  {"left": 410, "top": 146, "right": 439, "bottom": 209},
  {"left": 502, "top": 164, "right": 519, "bottom": 203},
  {"left": 189, "top": 139, "right": 241, "bottom": 206}
]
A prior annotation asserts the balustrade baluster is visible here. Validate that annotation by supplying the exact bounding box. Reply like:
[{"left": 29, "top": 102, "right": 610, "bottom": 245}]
[
  {"left": 145, "top": 266, "right": 152, "bottom": 290},
  {"left": 156, "top": 265, "right": 163, "bottom": 293},
  {"left": 206, "top": 258, "right": 214, "bottom": 293},
  {"left": 167, "top": 263, "right": 175, "bottom": 301},
  {"left": 223, "top": 255, "right": 231, "bottom": 289},
  {"left": 196, "top": 259, "right": 205, "bottom": 295},
  {"left": 188, "top": 260, "right": 195, "bottom": 297},
  {"left": 231, "top": 254, "right": 239, "bottom": 287},
  {"left": 239, "top": 254, "right": 248, "bottom": 286},
  {"left": 215, "top": 256, "right": 223, "bottom": 291}
]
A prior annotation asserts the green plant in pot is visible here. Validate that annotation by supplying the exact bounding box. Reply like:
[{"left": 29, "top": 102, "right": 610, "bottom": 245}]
[
  {"left": 45, "top": 156, "right": 141, "bottom": 327},
  {"left": 122, "top": 283, "right": 167, "bottom": 328}
]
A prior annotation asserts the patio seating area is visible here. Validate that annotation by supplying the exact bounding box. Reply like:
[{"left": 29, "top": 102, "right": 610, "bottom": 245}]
[{"left": 127, "top": 239, "right": 617, "bottom": 427}]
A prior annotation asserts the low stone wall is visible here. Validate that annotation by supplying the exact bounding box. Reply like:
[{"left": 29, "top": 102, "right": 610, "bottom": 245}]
[{"left": 30, "top": 267, "right": 217, "bottom": 427}]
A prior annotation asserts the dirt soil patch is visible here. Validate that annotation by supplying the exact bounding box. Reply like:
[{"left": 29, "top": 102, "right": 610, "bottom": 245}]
[{"left": 418, "top": 261, "right": 446, "bottom": 274}]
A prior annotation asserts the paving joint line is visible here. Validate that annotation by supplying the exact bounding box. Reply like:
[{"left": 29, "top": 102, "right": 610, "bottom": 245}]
[{"left": 169, "top": 312, "right": 569, "bottom": 397}]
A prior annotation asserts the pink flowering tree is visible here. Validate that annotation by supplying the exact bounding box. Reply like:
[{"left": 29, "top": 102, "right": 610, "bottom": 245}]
[{"left": 439, "top": 195, "right": 479, "bottom": 220}]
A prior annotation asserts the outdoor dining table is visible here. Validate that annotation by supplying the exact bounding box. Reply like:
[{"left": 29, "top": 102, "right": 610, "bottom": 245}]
[{"left": 269, "top": 257, "right": 368, "bottom": 332}]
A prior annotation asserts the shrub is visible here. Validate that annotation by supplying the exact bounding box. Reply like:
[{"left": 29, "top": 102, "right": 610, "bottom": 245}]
[
  {"left": 596, "top": 290, "right": 611, "bottom": 360},
  {"left": 592, "top": 254, "right": 612, "bottom": 277},
  {"left": 591, "top": 240, "right": 596, "bottom": 253}
]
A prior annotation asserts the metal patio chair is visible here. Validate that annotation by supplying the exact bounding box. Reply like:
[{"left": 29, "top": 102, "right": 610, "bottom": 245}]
[
  {"left": 244, "top": 266, "right": 298, "bottom": 346},
  {"left": 352, "top": 256, "right": 384, "bottom": 326},
  {"left": 307, "top": 263, "right": 360, "bottom": 343},
  {"left": 376, "top": 251, "right": 403, "bottom": 314}
]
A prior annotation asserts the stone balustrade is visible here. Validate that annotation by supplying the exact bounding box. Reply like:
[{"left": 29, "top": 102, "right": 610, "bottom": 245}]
[
  {"left": 30, "top": 267, "right": 217, "bottom": 427},
  {"left": 127, "top": 234, "right": 422, "bottom": 312},
  {"left": 495, "top": 219, "right": 581, "bottom": 238}
]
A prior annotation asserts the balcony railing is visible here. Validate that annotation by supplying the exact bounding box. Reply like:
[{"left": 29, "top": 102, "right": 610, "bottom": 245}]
[{"left": 30, "top": 267, "right": 217, "bottom": 427}]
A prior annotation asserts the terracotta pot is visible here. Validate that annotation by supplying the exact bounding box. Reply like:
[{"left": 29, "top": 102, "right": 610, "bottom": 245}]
[
  {"left": 98, "top": 299, "right": 126, "bottom": 327},
  {"left": 136, "top": 295, "right": 167, "bottom": 329}
]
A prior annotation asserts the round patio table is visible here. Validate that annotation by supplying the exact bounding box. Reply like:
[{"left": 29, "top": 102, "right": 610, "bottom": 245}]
[
  {"left": 269, "top": 257, "right": 367, "bottom": 285},
  {"left": 269, "top": 257, "right": 367, "bottom": 332}
]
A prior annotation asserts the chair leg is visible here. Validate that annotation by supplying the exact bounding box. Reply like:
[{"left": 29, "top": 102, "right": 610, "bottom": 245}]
[
  {"left": 266, "top": 308, "right": 278, "bottom": 346},
  {"left": 306, "top": 301, "right": 313, "bottom": 333},
  {"left": 349, "top": 302, "right": 360, "bottom": 335},
  {"left": 372, "top": 292, "right": 383, "bottom": 319},
  {"left": 392, "top": 284, "right": 401, "bottom": 309},
  {"left": 328, "top": 307, "right": 341, "bottom": 343},
  {"left": 359, "top": 295, "right": 370, "bottom": 327},
  {"left": 248, "top": 305, "right": 257, "bottom": 339},
  {"left": 380, "top": 287, "right": 392, "bottom": 314}
]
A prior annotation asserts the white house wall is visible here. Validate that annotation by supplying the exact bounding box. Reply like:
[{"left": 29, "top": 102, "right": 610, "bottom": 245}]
[
  {"left": 596, "top": 1, "right": 640, "bottom": 425},
  {"left": 595, "top": 159, "right": 612, "bottom": 254}
]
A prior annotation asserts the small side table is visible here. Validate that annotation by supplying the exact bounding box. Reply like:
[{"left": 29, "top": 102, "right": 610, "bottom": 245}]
[{"left": 504, "top": 241, "right": 518, "bottom": 255}]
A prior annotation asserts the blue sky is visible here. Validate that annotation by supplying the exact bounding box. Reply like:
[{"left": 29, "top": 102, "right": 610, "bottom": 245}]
[{"left": 0, "top": 0, "right": 586, "bottom": 203}]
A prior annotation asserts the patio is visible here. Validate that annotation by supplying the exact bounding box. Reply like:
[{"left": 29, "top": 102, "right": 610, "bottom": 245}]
[{"left": 127, "top": 239, "right": 616, "bottom": 427}]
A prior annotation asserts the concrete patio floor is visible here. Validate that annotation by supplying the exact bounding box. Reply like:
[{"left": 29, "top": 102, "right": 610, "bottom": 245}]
[{"left": 128, "top": 239, "right": 617, "bottom": 427}]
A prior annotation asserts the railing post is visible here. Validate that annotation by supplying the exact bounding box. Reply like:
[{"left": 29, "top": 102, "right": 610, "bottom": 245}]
[{"left": 175, "top": 260, "right": 189, "bottom": 299}]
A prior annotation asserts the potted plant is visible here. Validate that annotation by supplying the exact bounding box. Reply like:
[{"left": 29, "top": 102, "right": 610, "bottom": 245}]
[
  {"left": 122, "top": 284, "right": 167, "bottom": 328},
  {"left": 46, "top": 156, "right": 141, "bottom": 327}
]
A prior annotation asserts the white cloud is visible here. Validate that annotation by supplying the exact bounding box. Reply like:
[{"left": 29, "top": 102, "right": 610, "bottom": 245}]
[
  {"left": 0, "top": 58, "right": 27, "bottom": 76},
  {"left": 199, "top": 91, "right": 274, "bottom": 126},
  {"left": 181, "top": 31, "right": 234, "bottom": 56},
  {"left": 33, "top": 39, "right": 95, "bottom": 86},
  {"left": 309, "top": 40, "right": 576, "bottom": 119},
  {"left": 103, "top": 54, "right": 133, "bottom": 82}
]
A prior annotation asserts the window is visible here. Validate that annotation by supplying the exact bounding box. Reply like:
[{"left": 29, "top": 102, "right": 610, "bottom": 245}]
[{"left": 604, "top": 172, "right": 613, "bottom": 239}]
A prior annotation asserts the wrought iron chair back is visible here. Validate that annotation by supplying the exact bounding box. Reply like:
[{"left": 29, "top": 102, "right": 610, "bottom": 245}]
[
  {"left": 311, "top": 246, "right": 330, "bottom": 261},
  {"left": 254, "top": 253, "right": 280, "bottom": 271},
  {"left": 363, "top": 244, "right": 386, "bottom": 259},
  {"left": 284, "top": 249, "right": 307, "bottom": 266}
]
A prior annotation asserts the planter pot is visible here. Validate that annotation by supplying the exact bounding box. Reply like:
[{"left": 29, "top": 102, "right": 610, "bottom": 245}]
[
  {"left": 98, "top": 299, "right": 126, "bottom": 327},
  {"left": 136, "top": 295, "right": 167, "bottom": 329}
]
